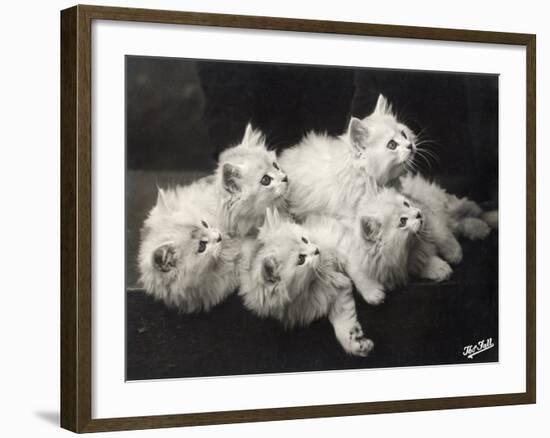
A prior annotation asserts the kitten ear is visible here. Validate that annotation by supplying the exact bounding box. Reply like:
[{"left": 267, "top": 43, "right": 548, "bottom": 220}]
[
  {"left": 263, "top": 208, "right": 281, "bottom": 230},
  {"left": 242, "top": 123, "right": 265, "bottom": 148},
  {"left": 348, "top": 117, "right": 369, "bottom": 152},
  {"left": 360, "top": 216, "right": 382, "bottom": 242},
  {"left": 261, "top": 255, "right": 280, "bottom": 284},
  {"left": 156, "top": 188, "right": 170, "bottom": 213},
  {"left": 243, "top": 123, "right": 254, "bottom": 143},
  {"left": 373, "top": 94, "right": 393, "bottom": 116},
  {"left": 222, "top": 162, "right": 242, "bottom": 194},
  {"left": 153, "top": 243, "right": 177, "bottom": 272}
]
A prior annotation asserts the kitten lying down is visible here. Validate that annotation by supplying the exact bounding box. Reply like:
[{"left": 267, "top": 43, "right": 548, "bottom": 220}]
[
  {"left": 398, "top": 173, "right": 496, "bottom": 265},
  {"left": 138, "top": 119, "right": 323, "bottom": 313},
  {"left": 239, "top": 209, "right": 374, "bottom": 357},
  {"left": 281, "top": 93, "right": 496, "bottom": 264},
  {"left": 279, "top": 94, "right": 417, "bottom": 220},
  {"left": 138, "top": 124, "right": 290, "bottom": 313},
  {"left": 138, "top": 181, "right": 240, "bottom": 313},
  {"left": 306, "top": 187, "right": 452, "bottom": 306}
]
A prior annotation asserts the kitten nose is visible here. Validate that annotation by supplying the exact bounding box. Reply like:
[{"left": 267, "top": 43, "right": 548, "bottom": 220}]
[
  {"left": 282, "top": 175, "right": 288, "bottom": 183},
  {"left": 406, "top": 143, "right": 413, "bottom": 150},
  {"left": 314, "top": 248, "right": 320, "bottom": 255},
  {"left": 416, "top": 212, "right": 422, "bottom": 219},
  {"left": 216, "top": 233, "right": 222, "bottom": 243}
]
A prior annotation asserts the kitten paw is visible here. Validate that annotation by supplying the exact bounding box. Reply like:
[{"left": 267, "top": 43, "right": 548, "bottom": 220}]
[
  {"left": 333, "top": 271, "right": 353, "bottom": 291},
  {"left": 422, "top": 257, "right": 452, "bottom": 282},
  {"left": 461, "top": 218, "right": 491, "bottom": 240},
  {"left": 362, "top": 288, "right": 386, "bottom": 306},
  {"left": 347, "top": 324, "right": 375, "bottom": 357},
  {"left": 441, "top": 241, "right": 463, "bottom": 265},
  {"left": 461, "top": 199, "right": 483, "bottom": 217}
]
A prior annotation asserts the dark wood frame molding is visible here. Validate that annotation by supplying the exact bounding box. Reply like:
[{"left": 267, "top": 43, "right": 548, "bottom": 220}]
[{"left": 61, "top": 4, "right": 536, "bottom": 433}]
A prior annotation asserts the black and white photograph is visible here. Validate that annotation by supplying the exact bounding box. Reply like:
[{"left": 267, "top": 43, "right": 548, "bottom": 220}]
[
  {"left": 2, "top": 0, "right": 544, "bottom": 435},
  {"left": 125, "top": 56, "right": 499, "bottom": 381}
]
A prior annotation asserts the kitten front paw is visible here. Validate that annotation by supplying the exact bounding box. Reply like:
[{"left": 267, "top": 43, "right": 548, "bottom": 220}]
[
  {"left": 461, "top": 199, "right": 483, "bottom": 217},
  {"left": 461, "top": 218, "right": 491, "bottom": 240},
  {"left": 362, "top": 288, "right": 386, "bottom": 306},
  {"left": 422, "top": 257, "right": 452, "bottom": 282},
  {"left": 332, "top": 271, "right": 353, "bottom": 291},
  {"left": 347, "top": 324, "right": 374, "bottom": 357},
  {"left": 441, "top": 240, "right": 463, "bottom": 265}
]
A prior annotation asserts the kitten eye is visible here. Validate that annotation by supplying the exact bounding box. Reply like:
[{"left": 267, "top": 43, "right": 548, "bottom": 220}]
[
  {"left": 260, "top": 175, "right": 272, "bottom": 186},
  {"left": 201, "top": 220, "right": 208, "bottom": 228},
  {"left": 399, "top": 217, "right": 408, "bottom": 227},
  {"left": 401, "top": 130, "right": 407, "bottom": 139},
  {"left": 403, "top": 201, "right": 410, "bottom": 207},
  {"left": 273, "top": 162, "right": 280, "bottom": 170},
  {"left": 297, "top": 254, "right": 306, "bottom": 265},
  {"left": 301, "top": 237, "right": 309, "bottom": 244},
  {"left": 387, "top": 140, "right": 398, "bottom": 150},
  {"left": 198, "top": 241, "right": 207, "bottom": 253}
]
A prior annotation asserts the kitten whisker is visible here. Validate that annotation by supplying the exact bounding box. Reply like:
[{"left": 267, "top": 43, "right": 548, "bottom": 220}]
[
  {"left": 413, "top": 152, "right": 433, "bottom": 172},
  {"left": 415, "top": 133, "right": 441, "bottom": 144},
  {"left": 406, "top": 156, "right": 422, "bottom": 174},
  {"left": 405, "top": 160, "right": 419, "bottom": 174},
  {"left": 414, "top": 127, "right": 442, "bottom": 151},
  {"left": 416, "top": 147, "right": 440, "bottom": 163},
  {"left": 415, "top": 139, "right": 439, "bottom": 148}
]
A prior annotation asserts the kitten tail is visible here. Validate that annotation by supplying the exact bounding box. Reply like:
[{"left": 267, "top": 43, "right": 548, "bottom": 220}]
[{"left": 481, "top": 210, "right": 498, "bottom": 229}]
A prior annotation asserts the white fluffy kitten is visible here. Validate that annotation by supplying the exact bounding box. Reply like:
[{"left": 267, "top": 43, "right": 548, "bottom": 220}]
[
  {"left": 215, "top": 124, "right": 289, "bottom": 237},
  {"left": 239, "top": 209, "right": 374, "bottom": 357},
  {"left": 305, "top": 188, "right": 452, "bottom": 306},
  {"left": 279, "top": 94, "right": 416, "bottom": 220},
  {"left": 280, "top": 93, "right": 495, "bottom": 249},
  {"left": 399, "top": 173, "right": 494, "bottom": 264},
  {"left": 138, "top": 179, "right": 239, "bottom": 313},
  {"left": 364, "top": 96, "right": 496, "bottom": 245}
]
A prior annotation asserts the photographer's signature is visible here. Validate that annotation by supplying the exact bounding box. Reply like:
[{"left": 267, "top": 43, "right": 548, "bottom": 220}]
[{"left": 463, "top": 338, "right": 494, "bottom": 359}]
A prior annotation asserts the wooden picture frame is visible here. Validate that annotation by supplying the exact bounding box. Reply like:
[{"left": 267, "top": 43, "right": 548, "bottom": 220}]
[{"left": 61, "top": 4, "right": 536, "bottom": 433}]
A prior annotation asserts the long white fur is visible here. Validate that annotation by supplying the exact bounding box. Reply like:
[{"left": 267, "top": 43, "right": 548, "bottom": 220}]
[
  {"left": 305, "top": 187, "right": 452, "bottom": 306},
  {"left": 239, "top": 209, "right": 374, "bottom": 357},
  {"left": 399, "top": 173, "right": 493, "bottom": 249},
  {"left": 275, "top": 94, "right": 461, "bottom": 290},
  {"left": 214, "top": 124, "right": 290, "bottom": 237},
  {"left": 280, "top": 93, "right": 494, "bottom": 271},
  {"left": 480, "top": 210, "right": 498, "bottom": 229},
  {"left": 137, "top": 123, "right": 289, "bottom": 312},
  {"left": 279, "top": 94, "right": 416, "bottom": 220},
  {"left": 138, "top": 178, "right": 239, "bottom": 313},
  {"left": 136, "top": 97, "right": 496, "bottom": 344}
]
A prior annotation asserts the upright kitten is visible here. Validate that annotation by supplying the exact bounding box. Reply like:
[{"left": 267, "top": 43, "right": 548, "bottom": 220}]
[
  {"left": 365, "top": 95, "right": 496, "bottom": 244},
  {"left": 138, "top": 180, "right": 239, "bottom": 313},
  {"left": 279, "top": 94, "right": 416, "bottom": 220},
  {"left": 239, "top": 209, "right": 374, "bottom": 357},
  {"left": 280, "top": 94, "right": 495, "bottom": 248},
  {"left": 215, "top": 124, "right": 289, "bottom": 237},
  {"left": 305, "top": 188, "right": 452, "bottom": 306}
]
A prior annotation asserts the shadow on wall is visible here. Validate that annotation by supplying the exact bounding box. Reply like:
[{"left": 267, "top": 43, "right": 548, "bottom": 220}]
[
  {"left": 34, "top": 411, "right": 59, "bottom": 427},
  {"left": 126, "top": 56, "right": 211, "bottom": 171}
]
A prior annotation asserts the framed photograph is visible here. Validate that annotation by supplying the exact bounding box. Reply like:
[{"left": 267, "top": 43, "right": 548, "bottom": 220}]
[{"left": 60, "top": 4, "right": 536, "bottom": 433}]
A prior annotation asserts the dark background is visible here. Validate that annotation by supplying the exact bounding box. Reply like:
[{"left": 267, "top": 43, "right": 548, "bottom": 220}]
[{"left": 125, "top": 56, "right": 499, "bottom": 380}]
